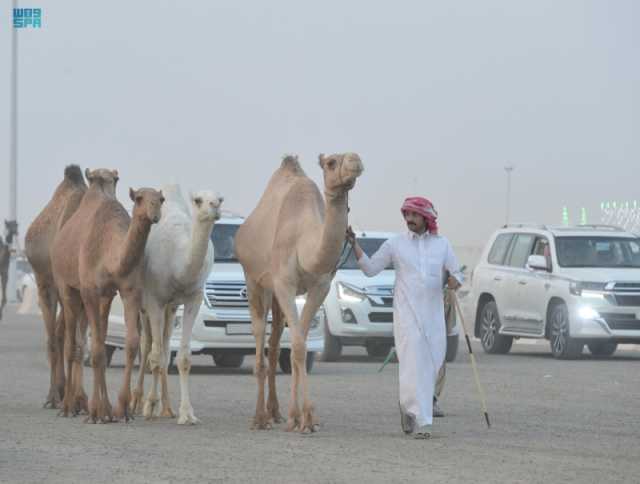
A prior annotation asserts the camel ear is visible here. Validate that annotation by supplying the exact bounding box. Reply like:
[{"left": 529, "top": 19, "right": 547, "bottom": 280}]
[
  {"left": 129, "top": 188, "right": 137, "bottom": 202},
  {"left": 159, "top": 190, "right": 165, "bottom": 204},
  {"left": 318, "top": 153, "right": 326, "bottom": 167},
  {"left": 218, "top": 195, "right": 224, "bottom": 204},
  {"left": 112, "top": 170, "right": 119, "bottom": 183},
  {"left": 84, "top": 168, "right": 93, "bottom": 182}
]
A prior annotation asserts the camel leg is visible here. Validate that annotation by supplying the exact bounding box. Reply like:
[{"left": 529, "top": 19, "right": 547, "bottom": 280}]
[
  {"left": 266, "top": 297, "right": 284, "bottom": 424},
  {"left": 0, "top": 273, "right": 7, "bottom": 320},
  {"left": 71, "top": 308, "right": 89, "bottom": 415},
  {"left": 177, "top": 295, "right": 201, "bottom": 425},
  {"left": 272, "top": 283, "right": 302, "bottom": 432},
  {"left": 296, "top": 285, "right": 329, "bottom": 433},
  {"left": 160, "top": 305, "right": 177, "bottom": 418},
  {"left": 131, "top": 309, "right": 151, "bottom": 415},
  {"left": 115, "top": 290, "right": 140, "bottom": 423},
  {"left": 143, "top": 300, "right": 164, "bottom": 419},
  {"left": 84, "top": 292, "right": 112, "bottom": 423},
  {"left": 35, "top": 276, "right": 64, "bottom": 409},
  {"left": 248, "top": 283, "right": 270, "bottom": 430},
  {"left": 58, "top": 286, "right": 81, "bottom": 417}
]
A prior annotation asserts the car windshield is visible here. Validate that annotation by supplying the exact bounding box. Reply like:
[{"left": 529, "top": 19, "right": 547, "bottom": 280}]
[
  {"left": 211, "top": 223, "right": 241, "bottom": 263},
  {"left": 555, "top": 236, "right": 640, "bottom": 268},
  {"left": 339, "top": 237, "right": 391, "bottom": 270}
]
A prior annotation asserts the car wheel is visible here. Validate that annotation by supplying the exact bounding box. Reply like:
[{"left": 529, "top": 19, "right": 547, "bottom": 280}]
[
  {"left": 587, "top": 341, "right": 617, "bottom": 357},
  {"left": 278, "top": 349, "right": 315, "bottom": 374},
  {"left": 320, "top": 317, "right": 342, "bottom": 362},
  {"left": 549, "top": 303, "right": 583, "bottom": 359},
  {"left": 366, "top": 340, "right": 393, "bottom": 358},
  {"left": 445, "top": 333, "right": 459, "bottom": 362},
  {"left": 212, "top": 353, "right": 245, "bottom": 368},
  {"left": 479, "top": 301, "right": 513, "bottom": 354}
]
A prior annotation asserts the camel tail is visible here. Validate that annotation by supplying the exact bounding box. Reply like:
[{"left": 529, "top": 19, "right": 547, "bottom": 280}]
[{"left": 64, "top": 165, "right": 84, "bottom": 185}]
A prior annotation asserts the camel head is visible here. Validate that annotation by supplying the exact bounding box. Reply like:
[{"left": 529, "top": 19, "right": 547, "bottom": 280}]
[
  {"left": 190, "top": 191, "right": 224, "bottom": 224},
  {"left": 318, "top": 152, "right": 364, "bottom": 195},
  {"left": 129, "top": 188, "right": 165, "bottom": 224},
  {"left": 85, "top": 168, "right": 119, "bottom": 196}
]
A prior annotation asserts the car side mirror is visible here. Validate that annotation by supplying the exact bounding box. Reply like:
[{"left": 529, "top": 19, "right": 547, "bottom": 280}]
[{"left": 526, "top": 254, "right": 549, "bottom": 272}]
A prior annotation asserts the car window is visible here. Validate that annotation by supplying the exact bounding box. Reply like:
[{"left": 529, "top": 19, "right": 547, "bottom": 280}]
[
  {"left": 487, "top": 233, "right": 514, "bottom": 265},
  {"left": 556, "top": 236, "right": 640, "bottom": 268},
  {"left": 211, "top": 223, "right": 240, "bottom": 262},
  {"left": 340, "top": 238, "right": 392, "bottom": 270},
  {"left": 506, "top": 234, "right": 535, "bottom": 268}
]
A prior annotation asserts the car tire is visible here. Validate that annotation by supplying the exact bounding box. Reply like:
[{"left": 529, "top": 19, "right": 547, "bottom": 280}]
[
  {"left": 278, "top": 349, "right": 315, "bottom": 374},
  {"left": 587, "top": 341, "right": 617, "bottom": 357},
  {"left": 320, "top": 318, "right": 342, "bottom": 362},
  {"left": 549, "top": 303, "right": 583, "bottom": 359},
  {"left": 445, "top": 333, "right": 459, "bottom": 362},
  {"left": 212, "top": 352, "right": 245, "bottom": 368},
  {"left": 366, "top": 340, "right": 393, "bottom": 358},
  {"left": 479, "top": 301, "right": 513, "bottom": 354}
]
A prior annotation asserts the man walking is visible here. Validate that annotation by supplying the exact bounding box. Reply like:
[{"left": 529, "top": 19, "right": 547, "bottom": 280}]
[{"left": 347, "top": 196, "right": 462, "bottom": 438}]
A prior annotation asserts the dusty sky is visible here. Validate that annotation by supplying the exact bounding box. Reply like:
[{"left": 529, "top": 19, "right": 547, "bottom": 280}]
[{"left": 0, "top": 1, "right": 638, "bottom": 247}]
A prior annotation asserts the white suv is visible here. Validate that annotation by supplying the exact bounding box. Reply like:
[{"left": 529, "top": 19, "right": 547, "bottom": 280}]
[
  {"left": 106, "top": 215, "right": 325, "bottom": 372},
  {"left": 469, "top": 224, "right": 640, "bottom": 359},
  {"left": 322, "top": 231, "right": 460, "bottom": 362}
]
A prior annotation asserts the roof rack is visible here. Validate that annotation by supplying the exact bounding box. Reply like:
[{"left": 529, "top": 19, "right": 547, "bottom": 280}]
[
  {"left": 502, "top": 223, "right": 548, "bottom": 230},
  {"left": 574, "top": 224, "right": 625, "bottom": 231}
]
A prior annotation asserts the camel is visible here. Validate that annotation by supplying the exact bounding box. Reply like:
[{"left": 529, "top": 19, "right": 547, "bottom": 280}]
[
  {"left": 235, "top": 153, "right": 364, "bottom": 432},
  {"left": 130, "top": 184, "right": 223, "bottom": 425},
  {"left": 51, "top": 168, "right": 164, "bottom": 423},
  {"left": 0, "top": 236, "right": 9, "bottom": 321},
  {"left": 24, "top": 165, "right": 87, "bottom": 408}
]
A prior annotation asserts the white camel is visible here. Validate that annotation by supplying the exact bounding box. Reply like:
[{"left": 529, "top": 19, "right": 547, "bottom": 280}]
[{"left": 131, "top": 184, "right": 223, "bottom": 425}]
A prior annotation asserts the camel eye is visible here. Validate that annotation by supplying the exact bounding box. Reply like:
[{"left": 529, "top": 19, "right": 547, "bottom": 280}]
[
  {"left": 327, "top": 159, "right": 337, "bottom": 169},
  {"left": 194, "top": 197, "right": 203, "bottom": 206}
]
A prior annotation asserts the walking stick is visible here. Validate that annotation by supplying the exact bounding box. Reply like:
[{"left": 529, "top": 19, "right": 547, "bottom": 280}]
[
  {"left": 378, "top": 346, "right": 396, "bottom": 372},
  {"left": 451, "top": 290, "right": 491, "bottom": 428}
]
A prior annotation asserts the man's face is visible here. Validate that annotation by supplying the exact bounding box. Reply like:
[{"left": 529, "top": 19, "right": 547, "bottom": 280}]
[{"left": 403, "top": 210, "right": 427, "bottom": 234}]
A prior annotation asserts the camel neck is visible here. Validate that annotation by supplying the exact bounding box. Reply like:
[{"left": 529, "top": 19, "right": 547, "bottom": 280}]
[
  {"left": 117, "top": 213, "right": 152, "bottom": 277},
  {"left": 179, "top": 217, "right": 215, "bottom": 283},
  {"left": 307, "top": 191, "right": 349, "bottom": 274}
]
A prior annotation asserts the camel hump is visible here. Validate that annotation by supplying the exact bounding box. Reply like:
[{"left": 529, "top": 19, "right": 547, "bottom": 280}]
[
  {"left": 280, "top": 154, "right": 303, "bottom": 174},
  {"left": 64, "top": 165, "right": 84, "bottom": 185}
]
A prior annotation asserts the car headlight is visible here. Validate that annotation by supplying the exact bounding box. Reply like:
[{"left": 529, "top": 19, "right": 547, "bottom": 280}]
[
  {"left": 578, "top": 306, "right": 600, "bottom": 320},
  {"left": 569, "top": 281, "right": 607, "bottom": 297},
  {"left": 337, "top": 282, "right": 367, "bottom": 303}
]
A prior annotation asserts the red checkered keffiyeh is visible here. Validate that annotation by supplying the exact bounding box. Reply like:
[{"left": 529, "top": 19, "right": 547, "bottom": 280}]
[{"left": 401, "top": 196, "right": 438, "bottom": 235}]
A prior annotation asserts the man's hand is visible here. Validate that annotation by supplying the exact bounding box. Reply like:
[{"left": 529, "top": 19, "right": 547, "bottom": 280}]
[
  {"left": 447, "top": 275, "right": 461, "bottom": 290},
  {"left": 346, "top": 226, "right": 356, "bottom": 246}
]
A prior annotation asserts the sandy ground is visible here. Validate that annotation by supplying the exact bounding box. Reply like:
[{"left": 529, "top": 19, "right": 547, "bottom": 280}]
[{"left": 1, "top": 305, "right": 640, "bottom": 484}]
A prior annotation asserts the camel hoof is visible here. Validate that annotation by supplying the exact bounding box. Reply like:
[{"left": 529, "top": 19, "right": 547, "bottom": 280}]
[
  {"left": 143, "top": 399, "right": 159, "bottom": 420},
  {"left": 161, "top": 407, "right": 176, "bottom": 418},
  {"left": 177, "top": 413, "right": 199, "bottom": 425},
  {"left": 43, "top": 397, "right": 62, "bottom": 410}
]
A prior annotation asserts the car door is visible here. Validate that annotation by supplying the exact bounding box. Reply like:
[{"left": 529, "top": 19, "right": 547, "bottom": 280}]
[
  {"left": 519, "top": 236, "right": 552, "bottom": 335},
  {"left": 481, "top": 232, "right": 515, "bottom": 323},
  {"left": 502, "top": 233, "right": 536, "bottom": 332}
]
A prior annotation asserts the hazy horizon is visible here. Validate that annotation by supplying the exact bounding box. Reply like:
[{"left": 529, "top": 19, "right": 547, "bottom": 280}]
[{"left": 1, "top": 1, "right": 638, "bottom": 247}]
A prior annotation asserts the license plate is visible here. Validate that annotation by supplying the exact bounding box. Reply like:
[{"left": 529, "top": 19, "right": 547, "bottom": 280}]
[
  {"left": 225, "top": 323, "right": 272, "bottom": 335},
  {"left": 226, "top": 324, "right": 252, "bottom": 335}
]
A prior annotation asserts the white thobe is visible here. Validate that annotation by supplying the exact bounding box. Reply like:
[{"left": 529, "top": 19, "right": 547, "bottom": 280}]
[{"left": 358, "top": 231, "right": 463, "bottom": 427}]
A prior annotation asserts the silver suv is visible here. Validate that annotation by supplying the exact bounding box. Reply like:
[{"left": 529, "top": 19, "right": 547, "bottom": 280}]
[{"left": 469, "top": 224, "right": 640, "bottom": 359}]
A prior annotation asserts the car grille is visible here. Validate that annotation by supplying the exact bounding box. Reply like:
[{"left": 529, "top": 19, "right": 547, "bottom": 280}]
[
  {"left": 205, "top": 281, "right": 248, "bottom": 308},
  {"left": 600, "top": 313, "right": 640, "bottom": 331},
  {"left": 611, "top": 282, "right": 640, "bottom": 307},
  {"left": 369, "top": 312, "right": 393, "bottom": 323}
]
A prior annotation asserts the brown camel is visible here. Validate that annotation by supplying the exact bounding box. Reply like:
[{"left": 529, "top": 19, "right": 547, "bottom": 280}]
[
  {"left": 235, "top": 153, "right": 364, "bottom": 432},
  {"left": 0, "top": 236, "right": 9, "bottom": 321},
  {"left": 24, "top": 165, "right": 87, "bottom": 408},
  {"left": 51, "top": 168, "right": 164, "bottom": 422}
]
